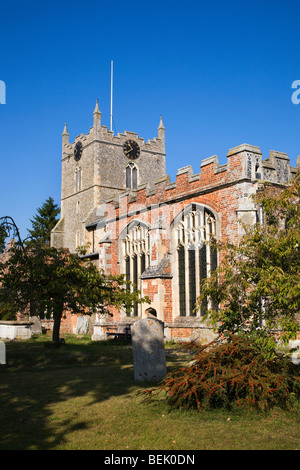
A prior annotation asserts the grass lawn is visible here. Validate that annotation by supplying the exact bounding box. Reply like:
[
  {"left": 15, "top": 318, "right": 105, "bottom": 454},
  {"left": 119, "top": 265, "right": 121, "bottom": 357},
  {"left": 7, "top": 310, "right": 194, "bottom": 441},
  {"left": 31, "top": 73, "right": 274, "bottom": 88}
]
[{"left": 0, "top": 335, "right": 299, "bottom": 450}]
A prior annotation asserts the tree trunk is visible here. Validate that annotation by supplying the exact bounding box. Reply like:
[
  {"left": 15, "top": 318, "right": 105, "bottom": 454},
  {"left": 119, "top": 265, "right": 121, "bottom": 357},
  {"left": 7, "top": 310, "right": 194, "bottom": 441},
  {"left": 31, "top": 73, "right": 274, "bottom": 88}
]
[
  {"left": 52, "top": 301, "right": 64, "bottom": 344},
  {"left": 52, "top": 314, "right": 61, "bottom": 344}
]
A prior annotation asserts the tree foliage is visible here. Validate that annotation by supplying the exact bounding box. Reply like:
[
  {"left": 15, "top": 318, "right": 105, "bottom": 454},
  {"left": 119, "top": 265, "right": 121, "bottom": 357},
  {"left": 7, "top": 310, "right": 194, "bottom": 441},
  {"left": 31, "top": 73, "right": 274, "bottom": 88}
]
[
  {"left": 27, "top": 197, "right": 60, "bottom": 245},
  {"left": 196, "top": 171, "right": 300, "bottom": 345}
]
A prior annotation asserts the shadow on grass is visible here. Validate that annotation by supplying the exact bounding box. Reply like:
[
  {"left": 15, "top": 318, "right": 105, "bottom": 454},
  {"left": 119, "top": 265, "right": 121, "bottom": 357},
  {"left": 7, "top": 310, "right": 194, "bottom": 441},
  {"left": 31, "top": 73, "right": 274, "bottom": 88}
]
[{"left": 0, "top": 336, "right": 146, "bottom": 449}]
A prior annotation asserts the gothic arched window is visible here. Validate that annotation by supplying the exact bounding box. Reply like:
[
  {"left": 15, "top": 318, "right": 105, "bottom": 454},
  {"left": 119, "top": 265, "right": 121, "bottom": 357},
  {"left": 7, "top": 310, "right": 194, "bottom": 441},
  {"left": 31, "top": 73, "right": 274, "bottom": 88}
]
[
  {"left": 126, "top": 162, "right": 138, "bottom": 189},
  {"left": 172, "top": 204, "right": 218, "bottom": 317},
  {"left": 121, "top": 222, "right": 150, "bottom": 316}
]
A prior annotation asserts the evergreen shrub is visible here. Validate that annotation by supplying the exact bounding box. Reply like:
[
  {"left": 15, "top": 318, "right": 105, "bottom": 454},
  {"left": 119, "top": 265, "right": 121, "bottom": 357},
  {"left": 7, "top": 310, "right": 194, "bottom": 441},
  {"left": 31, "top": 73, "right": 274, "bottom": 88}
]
[{"left": 143, "top": 335, "right": 300, "bottom": 412}]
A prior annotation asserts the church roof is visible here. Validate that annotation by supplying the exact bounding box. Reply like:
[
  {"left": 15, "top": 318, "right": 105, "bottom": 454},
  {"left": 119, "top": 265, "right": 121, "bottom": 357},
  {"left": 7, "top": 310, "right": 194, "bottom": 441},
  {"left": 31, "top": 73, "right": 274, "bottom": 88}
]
[{"left": 85, "top": 208, "right": 105, "bottom": 229}]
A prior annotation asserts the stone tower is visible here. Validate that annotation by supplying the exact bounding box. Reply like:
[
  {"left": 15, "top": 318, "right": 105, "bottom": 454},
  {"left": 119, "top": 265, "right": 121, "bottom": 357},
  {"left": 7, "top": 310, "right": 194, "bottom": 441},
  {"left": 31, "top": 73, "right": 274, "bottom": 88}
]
[{"left": 51, "top": 101, "right": 166, "bottom": 252}]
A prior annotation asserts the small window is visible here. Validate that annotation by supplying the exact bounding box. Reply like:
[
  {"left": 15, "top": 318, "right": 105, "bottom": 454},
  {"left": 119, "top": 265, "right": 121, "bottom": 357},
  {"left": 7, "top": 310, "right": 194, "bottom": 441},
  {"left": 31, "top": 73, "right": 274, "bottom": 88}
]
[
  {"left": 126, "top": 162, "right": 138, "bottom": 189},
  {"left": 255, "top": 163, "right": 261, "bottom": 180},
  {"left": 132, "top": 166, "right": 137, "bottom": 189},
  {"left": 126, "top": 165, "right": 131, "bottom": 188}
]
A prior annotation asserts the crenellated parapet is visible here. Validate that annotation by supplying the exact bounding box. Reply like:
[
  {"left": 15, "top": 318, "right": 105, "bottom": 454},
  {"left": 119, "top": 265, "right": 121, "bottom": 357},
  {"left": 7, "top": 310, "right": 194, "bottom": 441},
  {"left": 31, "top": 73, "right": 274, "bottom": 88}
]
[
  {"left": 62, "top": 103, "right": 165, "bottom": 161},
  {"left": 100, "top": 143, "right": 298, "bottom": 212}
]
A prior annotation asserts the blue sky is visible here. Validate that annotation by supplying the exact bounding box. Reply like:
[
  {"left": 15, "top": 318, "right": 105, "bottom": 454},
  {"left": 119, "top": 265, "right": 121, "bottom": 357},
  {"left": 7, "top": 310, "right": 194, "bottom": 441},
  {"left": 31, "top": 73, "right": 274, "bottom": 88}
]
[{"left": 1, "top": 0, "right": 300, "bottom": 239}]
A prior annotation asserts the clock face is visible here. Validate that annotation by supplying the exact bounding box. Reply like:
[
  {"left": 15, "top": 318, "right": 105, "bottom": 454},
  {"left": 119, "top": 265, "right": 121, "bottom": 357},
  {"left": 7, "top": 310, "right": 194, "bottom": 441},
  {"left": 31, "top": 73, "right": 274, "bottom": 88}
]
[
  {"left": 74, "top": 141, "right": 83, "bottom": 161},
  {"left": 123, "top": 139, "right": 140, "bottom": 160}
]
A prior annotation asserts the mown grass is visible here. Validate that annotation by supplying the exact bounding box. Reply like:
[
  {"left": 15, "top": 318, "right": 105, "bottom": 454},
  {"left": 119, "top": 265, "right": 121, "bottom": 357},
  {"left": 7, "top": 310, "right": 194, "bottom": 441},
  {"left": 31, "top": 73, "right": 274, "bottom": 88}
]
[{"left": 0, "top": 335, "right": 299, "bottom": 450}]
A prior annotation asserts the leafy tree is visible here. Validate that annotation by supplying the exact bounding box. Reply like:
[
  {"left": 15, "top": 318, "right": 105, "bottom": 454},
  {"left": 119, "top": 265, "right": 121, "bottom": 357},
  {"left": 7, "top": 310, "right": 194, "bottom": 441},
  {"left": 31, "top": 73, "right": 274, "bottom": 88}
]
[
  {"left": 0, "top": 240, "right": 149, "bottom": 344},
  {"left": 196, "top": 171, "right": 300, "bottom": 346},
  {"left": 27, "top": 197, "right": 60, "bottom": 245},
  {"left": 0, "top": 301, "right": 17, "bottom": 320}
]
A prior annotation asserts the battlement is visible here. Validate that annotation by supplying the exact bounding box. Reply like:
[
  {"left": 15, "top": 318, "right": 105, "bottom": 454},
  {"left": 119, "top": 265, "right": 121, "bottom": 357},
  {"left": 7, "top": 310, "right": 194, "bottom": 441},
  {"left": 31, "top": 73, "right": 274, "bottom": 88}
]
[
  {"left": 166, "top": 143, "right": 298, "bottom": 193},
  {"left": 62, "top": 104, "right": 165, "bottom": 158},
  {"left": 99, "top": 143, "right": 299, "bottom": 212}
]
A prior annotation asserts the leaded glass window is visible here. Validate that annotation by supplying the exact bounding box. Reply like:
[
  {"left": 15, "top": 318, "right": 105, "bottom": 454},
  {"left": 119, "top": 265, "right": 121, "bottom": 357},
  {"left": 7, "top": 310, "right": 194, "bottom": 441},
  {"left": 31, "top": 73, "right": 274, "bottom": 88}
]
[
  {"left": 173, "top": 204, "right": 217, "bottom": 317},
  {"left": 188, "top": 248, "right": 196, "bottom": 316},
  {"left": 121, "top": 222, "right": 150, "bottom": 316},
  {"left": 178, "top": 245, "right": 186, "bottom": 316}
]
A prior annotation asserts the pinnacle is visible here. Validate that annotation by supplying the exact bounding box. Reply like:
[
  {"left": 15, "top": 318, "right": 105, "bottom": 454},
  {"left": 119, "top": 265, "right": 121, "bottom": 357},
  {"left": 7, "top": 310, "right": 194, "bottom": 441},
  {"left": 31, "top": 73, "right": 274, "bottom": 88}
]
[
  {"left": 62, "top": 122, "right": 69, "bottom": 136},
  {"left": 158, "top": 115, "right": 165, "bottom": 130},
  {"left": 93, "top": 99, "right": 101, "bottom": 115}
]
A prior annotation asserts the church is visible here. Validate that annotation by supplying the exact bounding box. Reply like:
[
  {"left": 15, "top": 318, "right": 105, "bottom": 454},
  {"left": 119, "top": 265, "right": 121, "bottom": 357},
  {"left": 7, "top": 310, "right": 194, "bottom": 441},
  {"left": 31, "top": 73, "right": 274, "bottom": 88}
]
[{"left": 51, "top": 100, "right": 299, "bottom": 342}]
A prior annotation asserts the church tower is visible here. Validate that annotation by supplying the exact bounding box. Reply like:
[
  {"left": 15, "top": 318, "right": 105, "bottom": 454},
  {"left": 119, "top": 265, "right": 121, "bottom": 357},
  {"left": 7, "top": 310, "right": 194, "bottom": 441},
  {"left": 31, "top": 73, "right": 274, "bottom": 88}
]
[{"left": 51, "top": 101, "right": 166, "bottom": 253}]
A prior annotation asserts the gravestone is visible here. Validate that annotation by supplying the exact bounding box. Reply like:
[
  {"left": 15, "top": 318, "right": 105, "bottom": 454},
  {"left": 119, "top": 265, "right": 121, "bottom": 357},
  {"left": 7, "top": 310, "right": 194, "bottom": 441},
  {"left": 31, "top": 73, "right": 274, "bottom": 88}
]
[
  {"left": 289, "top": 340, "right": 300, "bottom": 365},
  {"left": 131, "top": 317, "right": 167, "bottom": 383},
  {"left": 75, "top": 316, "right": 90, "bottom": 335},
  {"left": 0, "top": 341, "right": 6, "bottom": 364},
  {"left": 30, "top": 316, "right": 42, "bottom": 335}
]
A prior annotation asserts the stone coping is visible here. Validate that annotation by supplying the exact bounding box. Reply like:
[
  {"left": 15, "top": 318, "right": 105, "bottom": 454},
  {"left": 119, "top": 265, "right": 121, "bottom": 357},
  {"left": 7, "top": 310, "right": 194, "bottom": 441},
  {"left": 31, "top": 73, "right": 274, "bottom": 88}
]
[{"left": 0, "top": 321, "right": 33, "bottom": 326}]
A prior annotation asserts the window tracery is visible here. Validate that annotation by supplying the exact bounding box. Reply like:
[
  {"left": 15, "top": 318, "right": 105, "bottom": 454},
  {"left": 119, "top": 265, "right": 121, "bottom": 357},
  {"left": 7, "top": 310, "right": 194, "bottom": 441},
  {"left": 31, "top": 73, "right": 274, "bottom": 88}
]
[
  {"left": 172, "top": 204, "right": 217, "bottom": 317},
  {"left": 126, "top": 162, "right": 138, "bottom": 189},
  {"left": 122, "top": 222, "right": 150, "bottom": 316}
]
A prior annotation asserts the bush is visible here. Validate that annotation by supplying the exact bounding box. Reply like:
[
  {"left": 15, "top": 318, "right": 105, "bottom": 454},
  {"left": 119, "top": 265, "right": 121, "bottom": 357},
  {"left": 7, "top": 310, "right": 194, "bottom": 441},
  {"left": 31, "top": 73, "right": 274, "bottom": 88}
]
[
  {"left": 0, "top": 301, "right": 18, "bottom": 320},
  {"left": 143, "top": 335, "right": 300, "bottom": 412}
]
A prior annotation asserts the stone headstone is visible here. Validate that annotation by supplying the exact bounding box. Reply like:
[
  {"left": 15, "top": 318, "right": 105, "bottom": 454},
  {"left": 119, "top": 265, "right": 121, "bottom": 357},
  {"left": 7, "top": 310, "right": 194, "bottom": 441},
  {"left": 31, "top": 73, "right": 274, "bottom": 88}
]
[
  {"left": 289, "top": 339, "right": 300, "bottom": 365},
  {"left": 30, "top": 316, "right": 42, "bottom": 335},
  {"left": 0, "top": 341, "right": 6, "bottom": 364},
  {"left": 131, "top": 317, "right": 167, "bottom": 383},
  {"left": 75, "top": 316, "right": 90, "bottom": 335}
]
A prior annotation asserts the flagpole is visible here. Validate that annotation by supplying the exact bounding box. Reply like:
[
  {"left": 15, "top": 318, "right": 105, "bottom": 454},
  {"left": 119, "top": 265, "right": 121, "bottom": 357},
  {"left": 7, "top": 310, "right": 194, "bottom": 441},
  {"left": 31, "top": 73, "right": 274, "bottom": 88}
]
[{"left": 110, "top": 60, "right": 113, "bottom": 132}]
